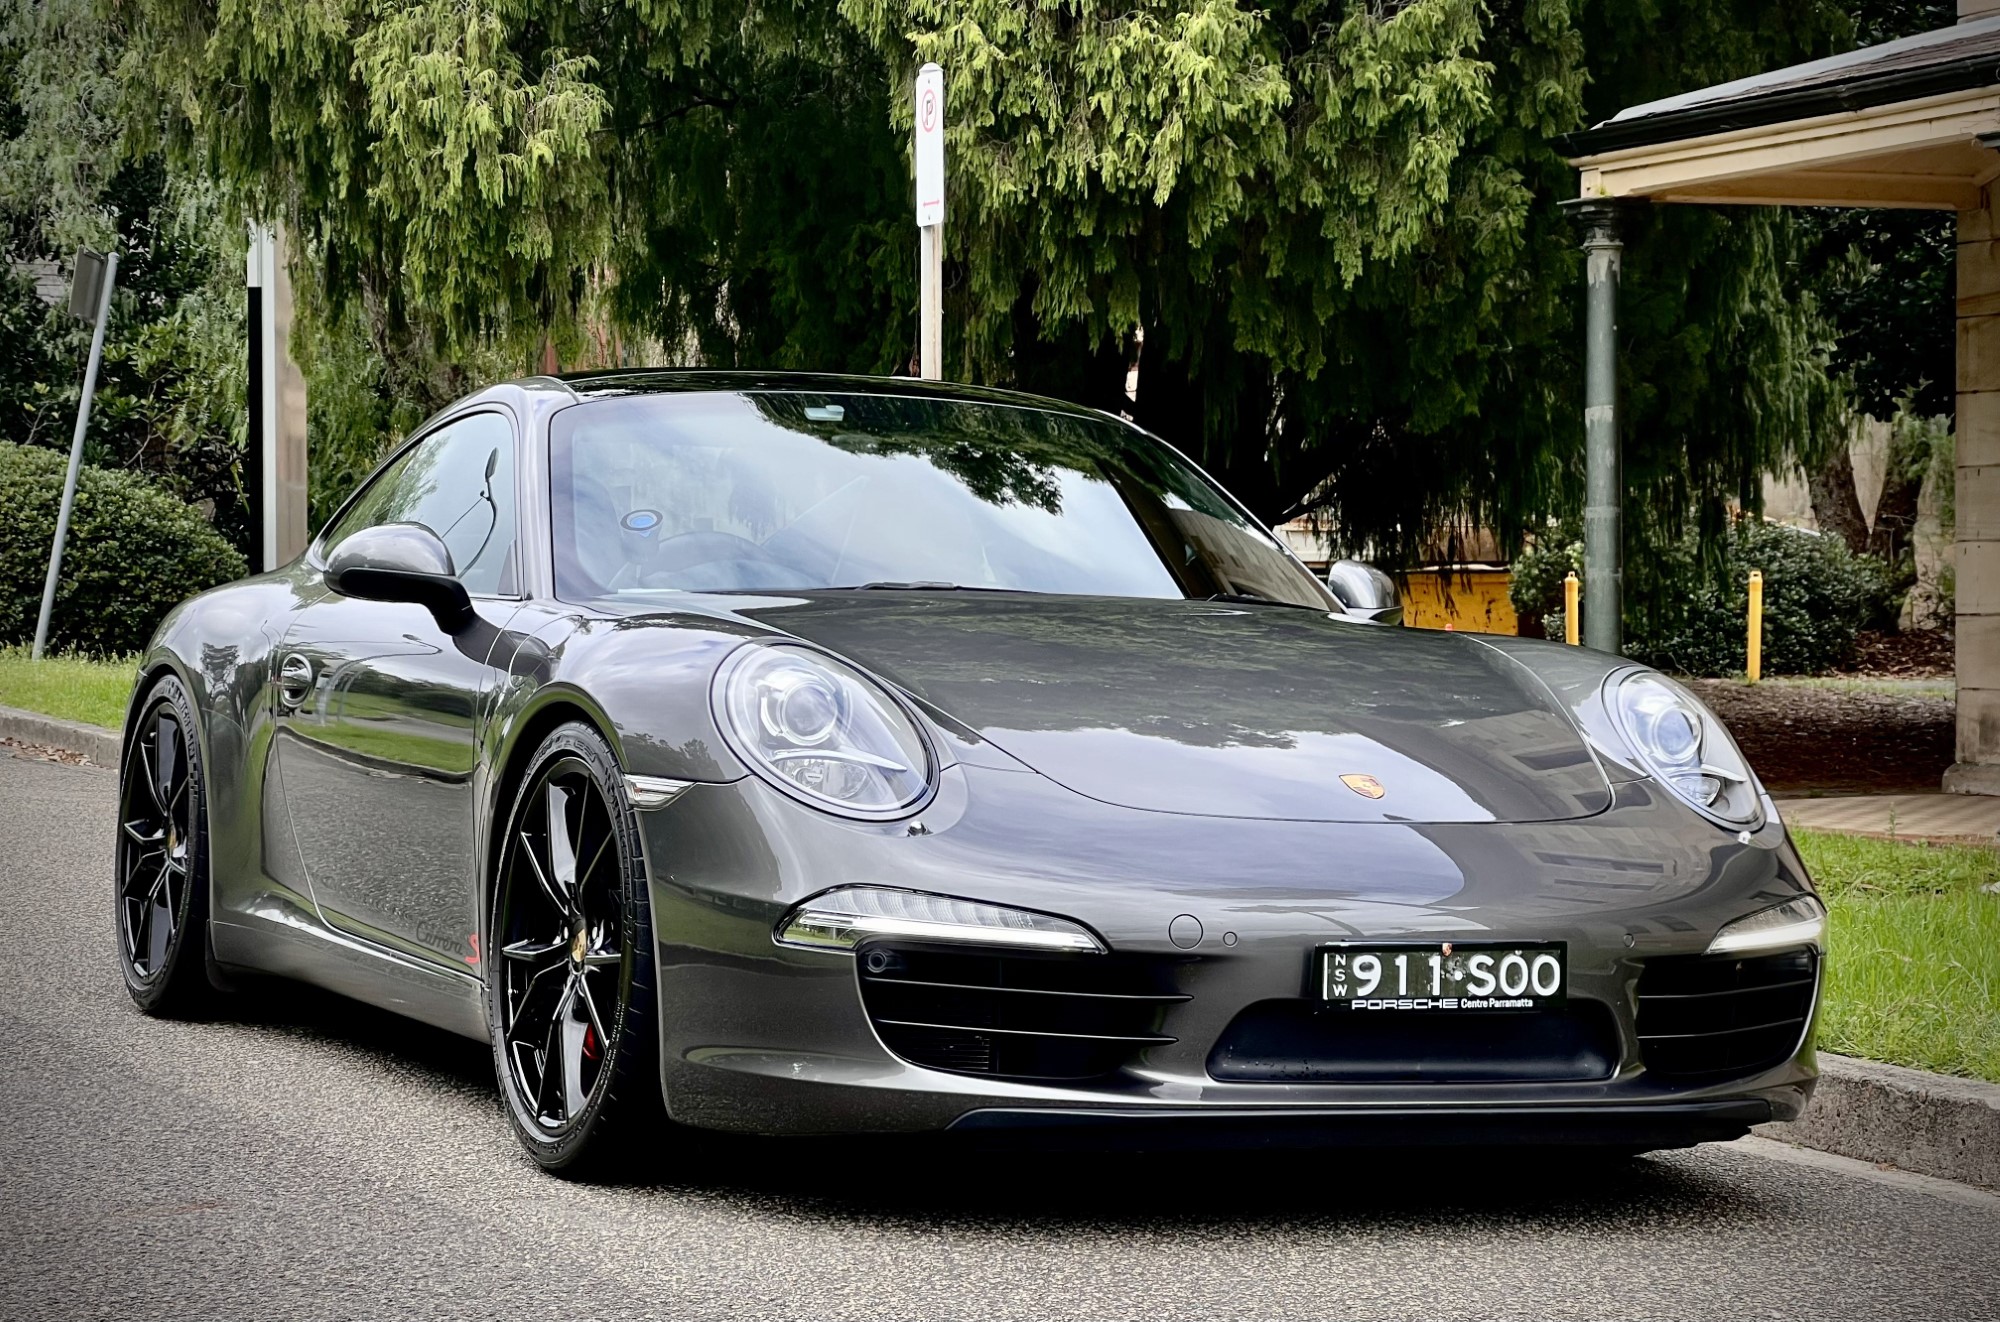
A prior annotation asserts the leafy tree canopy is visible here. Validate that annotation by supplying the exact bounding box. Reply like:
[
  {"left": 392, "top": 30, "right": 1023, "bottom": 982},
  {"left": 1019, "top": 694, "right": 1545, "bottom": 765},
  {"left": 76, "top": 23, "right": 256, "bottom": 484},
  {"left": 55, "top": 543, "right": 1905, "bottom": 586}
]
[{"left": 114, "top": 0, "right": 1930, "bottom": 564}]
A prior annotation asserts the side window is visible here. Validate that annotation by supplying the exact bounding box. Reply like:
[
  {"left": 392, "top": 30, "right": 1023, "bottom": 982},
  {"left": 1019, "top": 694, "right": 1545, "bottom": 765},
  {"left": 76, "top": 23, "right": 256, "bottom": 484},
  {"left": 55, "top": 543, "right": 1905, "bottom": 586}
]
[{"left": 321, "top": 413, "right": 518, "bottom": 595}]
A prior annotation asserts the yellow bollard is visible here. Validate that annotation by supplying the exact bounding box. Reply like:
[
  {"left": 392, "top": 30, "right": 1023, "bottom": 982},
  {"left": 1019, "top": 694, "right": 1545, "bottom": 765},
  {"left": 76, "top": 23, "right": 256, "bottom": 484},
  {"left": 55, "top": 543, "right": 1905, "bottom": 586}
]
[
  {"left": 1747, "top": 570, "right": 1763, "bottom": 683},
  {"left": 1563, "top": 571, "right": 1579, "bottom": 646}
]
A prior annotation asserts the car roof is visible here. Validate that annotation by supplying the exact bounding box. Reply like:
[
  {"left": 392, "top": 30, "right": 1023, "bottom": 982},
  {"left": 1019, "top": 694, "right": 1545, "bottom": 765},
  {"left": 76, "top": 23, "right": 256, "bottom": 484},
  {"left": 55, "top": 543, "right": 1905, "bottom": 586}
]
[{"left": 516, "top": 368, "right": 1109, "bottom": 422}]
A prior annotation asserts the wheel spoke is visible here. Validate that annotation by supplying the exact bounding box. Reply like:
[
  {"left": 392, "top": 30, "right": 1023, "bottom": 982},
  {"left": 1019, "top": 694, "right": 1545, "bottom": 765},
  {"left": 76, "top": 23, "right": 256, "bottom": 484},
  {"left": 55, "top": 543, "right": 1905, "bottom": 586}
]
[
  {"left": 146, "top": 858, "right": 174, "bottom": 907},
  {"left": 123, "top": 817, "right": 164, "bottom": 848},
  {"left": 159, "top": 857, "right": 184, "bottom": 915},
  {"left": 135, "top": 736, "right": 164, "bottom": 818},
  {"left": 124, "top": 894, "right": 149, "bottom": 965},
  {"left": 546, "top": 781, "right": 580, "bottom": 896},
  {"left": 153, "top": 713, "right": 180, "bottom": 814},
  {"left": 535, "top": 980, "right": 576, "bottom": 1122},
  {"left": 518, "top": 831, "right": 566, "bottom": 915},
  {"left": 504, "top": 959, "right": 568, "bottom": 1044},
  {"left": 573, "top": 971, "right": 609, "bottom": 1048},
  {"left": 558, "top": 981, "right": 591, "bottom": 1122},
  {"left": 500, "top": 936, "right": 567, "bottom": 965},
  {"left": 146, "top": 887, "right": 174, "bottom": 973},
  {"left": 576, "top": 817, "right": 614, "bottom": 893},
  {"left": 168, "top": 761, "right": 190, "bottom": 819},
  {"left": 121, "top": 849, "right": 165, "bottom": 899}
]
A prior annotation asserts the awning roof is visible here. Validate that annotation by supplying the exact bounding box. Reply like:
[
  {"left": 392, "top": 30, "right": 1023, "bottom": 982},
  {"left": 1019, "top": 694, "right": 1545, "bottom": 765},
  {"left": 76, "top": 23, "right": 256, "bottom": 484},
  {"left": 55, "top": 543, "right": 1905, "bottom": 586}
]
[{"left": 1565, "top": 16, "right": 2000, "bottom": 156}]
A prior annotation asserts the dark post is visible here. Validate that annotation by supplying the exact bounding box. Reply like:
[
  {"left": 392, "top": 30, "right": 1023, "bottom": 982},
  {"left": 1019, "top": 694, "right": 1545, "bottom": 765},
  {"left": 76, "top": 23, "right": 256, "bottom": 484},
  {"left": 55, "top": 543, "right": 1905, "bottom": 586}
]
[{"left": 1568, "top": 198, "right": 1628, "bottom": 654}]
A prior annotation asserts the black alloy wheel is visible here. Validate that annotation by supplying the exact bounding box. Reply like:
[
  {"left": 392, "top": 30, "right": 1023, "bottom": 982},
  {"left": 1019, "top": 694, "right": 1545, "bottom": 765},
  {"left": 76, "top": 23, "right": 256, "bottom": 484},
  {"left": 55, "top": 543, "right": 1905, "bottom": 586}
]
[
  {"left": 116, "top": 675, "right": 215, "bottom": 1015},
  {"left": 489, "top": 723, "right": 659, "bottom": 1174}
]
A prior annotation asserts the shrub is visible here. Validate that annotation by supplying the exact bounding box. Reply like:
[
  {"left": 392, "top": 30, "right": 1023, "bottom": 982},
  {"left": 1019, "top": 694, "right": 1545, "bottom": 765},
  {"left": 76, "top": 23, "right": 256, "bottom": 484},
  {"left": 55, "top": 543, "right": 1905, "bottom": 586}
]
[
  {"left": 1512, "top": 517, "right": 1896, "bottom": 677},
  {"left": 1508, "top": 532, "right": 1583, "bottom": 640},
  {"left": 0, "top": 440, "right": 247, "bottom": 656}
]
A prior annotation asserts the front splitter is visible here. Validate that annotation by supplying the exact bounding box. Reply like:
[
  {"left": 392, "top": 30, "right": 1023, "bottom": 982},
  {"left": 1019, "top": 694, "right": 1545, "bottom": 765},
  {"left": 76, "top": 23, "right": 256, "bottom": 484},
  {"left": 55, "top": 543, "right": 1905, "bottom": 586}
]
[{"left": 945, "top": 1099, "right": 1772, "bottom": 1151}]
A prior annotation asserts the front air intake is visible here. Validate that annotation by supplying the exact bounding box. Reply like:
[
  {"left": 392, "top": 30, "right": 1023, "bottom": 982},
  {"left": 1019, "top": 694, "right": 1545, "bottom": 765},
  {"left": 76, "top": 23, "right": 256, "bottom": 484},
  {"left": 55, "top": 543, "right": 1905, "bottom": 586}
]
[
  {"left": 856, "top": 944, "right": 1187, "bottom": 1081},
  {"left": 1637, "top": 949, "right": 1818, "bottom": 1081}
]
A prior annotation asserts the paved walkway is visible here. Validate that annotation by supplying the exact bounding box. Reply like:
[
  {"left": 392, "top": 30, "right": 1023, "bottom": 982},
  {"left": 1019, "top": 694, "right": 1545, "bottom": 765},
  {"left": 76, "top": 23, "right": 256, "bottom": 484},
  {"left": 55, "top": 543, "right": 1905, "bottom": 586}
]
[{"left": 1777, "top": 792, "right": 2000, "bottom": 845}]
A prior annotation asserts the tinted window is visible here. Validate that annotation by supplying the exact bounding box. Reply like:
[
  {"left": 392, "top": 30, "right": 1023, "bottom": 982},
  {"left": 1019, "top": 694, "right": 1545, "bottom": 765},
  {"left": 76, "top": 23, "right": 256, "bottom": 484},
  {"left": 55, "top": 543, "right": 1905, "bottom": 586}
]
[
  {"left": 323, "top": 412, "right": 517, "bottom": 595},
  {"left": 549, "top": 392, "right": 1332, "bottom": 609}
]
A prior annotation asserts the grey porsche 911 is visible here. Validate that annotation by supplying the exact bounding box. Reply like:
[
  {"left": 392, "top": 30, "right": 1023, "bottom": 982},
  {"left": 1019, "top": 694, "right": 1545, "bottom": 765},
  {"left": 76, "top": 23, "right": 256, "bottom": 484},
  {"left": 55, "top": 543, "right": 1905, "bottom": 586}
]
[{"left": 117, "top": 370, "right": 1823, "bottom": 1174}]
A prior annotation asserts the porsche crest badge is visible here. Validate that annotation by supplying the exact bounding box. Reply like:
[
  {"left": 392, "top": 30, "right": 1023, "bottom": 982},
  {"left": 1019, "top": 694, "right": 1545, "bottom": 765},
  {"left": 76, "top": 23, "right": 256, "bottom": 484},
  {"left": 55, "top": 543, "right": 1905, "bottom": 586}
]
[{"left": 1340, "top": 773, "right": 1386, "bottom": 800}]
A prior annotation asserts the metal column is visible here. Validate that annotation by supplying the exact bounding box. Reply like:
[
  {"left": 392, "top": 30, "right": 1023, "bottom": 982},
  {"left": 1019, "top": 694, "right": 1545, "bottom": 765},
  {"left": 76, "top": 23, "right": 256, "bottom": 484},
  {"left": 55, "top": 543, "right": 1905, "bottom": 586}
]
[
  {"left": 1571, "top": 199, "right": 1628, "bottom": 655},
  {"left": 32, "top": 250, "right": 119, "bottom": 659}
]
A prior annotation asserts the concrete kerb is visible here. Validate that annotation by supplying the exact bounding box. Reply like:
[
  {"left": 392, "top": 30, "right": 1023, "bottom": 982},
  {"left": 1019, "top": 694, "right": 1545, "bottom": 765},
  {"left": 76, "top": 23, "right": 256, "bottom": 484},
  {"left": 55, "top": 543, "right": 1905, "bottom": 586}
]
[
  {"left": 1758, "top": 1052, "right": 2000, "bottom": 1190},
  {"left": 0, "top": 703, "right": 122, "bottom": 767},
  {"left": 2, "top": 705, "right": 1995, "bottom": 1189}
]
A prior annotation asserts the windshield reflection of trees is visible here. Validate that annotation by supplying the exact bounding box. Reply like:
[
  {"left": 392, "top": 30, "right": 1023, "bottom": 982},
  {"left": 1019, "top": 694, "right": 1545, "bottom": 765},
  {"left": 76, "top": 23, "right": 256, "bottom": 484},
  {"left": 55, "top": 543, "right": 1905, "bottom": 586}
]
[
  {"left": 744, "top": 393, "right": 1327, "bottom": 606},
  {"left": 749, "top": 392, "right": 1121, "bottom": 515}
]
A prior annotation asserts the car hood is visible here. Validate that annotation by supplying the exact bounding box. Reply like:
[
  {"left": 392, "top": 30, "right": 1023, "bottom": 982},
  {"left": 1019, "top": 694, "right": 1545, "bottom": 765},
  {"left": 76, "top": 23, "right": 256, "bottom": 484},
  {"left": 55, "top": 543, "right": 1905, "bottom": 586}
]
[{"left": 721, "top": 593, "right": 1610, "bottom": 824}]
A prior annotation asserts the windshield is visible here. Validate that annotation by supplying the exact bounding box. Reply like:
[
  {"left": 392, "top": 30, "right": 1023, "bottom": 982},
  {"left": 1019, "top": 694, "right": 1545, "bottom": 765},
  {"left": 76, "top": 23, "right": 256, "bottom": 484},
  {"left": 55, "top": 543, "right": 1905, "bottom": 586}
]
[{"left": 549, "top": 390, "right": 1334, "bottom": 609}]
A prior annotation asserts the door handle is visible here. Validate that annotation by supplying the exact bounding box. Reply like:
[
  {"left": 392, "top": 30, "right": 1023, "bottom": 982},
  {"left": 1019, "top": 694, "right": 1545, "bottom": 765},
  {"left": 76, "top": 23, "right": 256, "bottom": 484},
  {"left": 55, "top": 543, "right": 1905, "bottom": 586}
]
[{"left": 277, "top": 653, "right": 315, "bottom": 711}]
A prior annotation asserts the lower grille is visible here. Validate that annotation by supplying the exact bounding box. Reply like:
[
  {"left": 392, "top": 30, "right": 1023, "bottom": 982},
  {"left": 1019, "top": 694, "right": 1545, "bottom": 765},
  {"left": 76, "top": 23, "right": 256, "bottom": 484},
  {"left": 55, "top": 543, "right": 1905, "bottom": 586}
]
[
  {"left": 1207, "top": 999, "right": 1620, "bottom": 1083},
  {"left": 1637, "top": 949, "right": 1817, "bottom": 1081},
  {"left": 857, "top": 944, "right": 1188, "bottom": 1081}
]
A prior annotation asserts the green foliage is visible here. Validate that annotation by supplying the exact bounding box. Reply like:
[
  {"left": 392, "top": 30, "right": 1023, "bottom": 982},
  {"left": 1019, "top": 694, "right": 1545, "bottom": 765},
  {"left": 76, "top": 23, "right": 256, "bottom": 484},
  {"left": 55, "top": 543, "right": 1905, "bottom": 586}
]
[
  {"left": 0, "top": 440, "right": 246, "bottom": 656},
  {"left": 295, "top": 294, "right": 411, "bottom": 531},
  {"left": 0, "top": 0, "right": 251, "bottom": 550},
  {"left": 1508, "top": 530, "right": 1581, "bottom": 639},
  {"left": 1799, "top": 210, "right": 1954, "bottom": 420},
  {"left": 1516, "top": 518, "right": 1895, "bottom": 675}
]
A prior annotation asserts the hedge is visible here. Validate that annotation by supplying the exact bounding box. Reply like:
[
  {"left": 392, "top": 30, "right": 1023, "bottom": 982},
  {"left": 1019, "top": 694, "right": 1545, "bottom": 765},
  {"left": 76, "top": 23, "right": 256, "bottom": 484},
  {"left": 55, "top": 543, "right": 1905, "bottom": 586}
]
[
  {"left": 0, "top": 440, "right": 247, "bottom": 656},
  {"left": 1512, "top": 518, "right": 1898, "bottom": 677}
]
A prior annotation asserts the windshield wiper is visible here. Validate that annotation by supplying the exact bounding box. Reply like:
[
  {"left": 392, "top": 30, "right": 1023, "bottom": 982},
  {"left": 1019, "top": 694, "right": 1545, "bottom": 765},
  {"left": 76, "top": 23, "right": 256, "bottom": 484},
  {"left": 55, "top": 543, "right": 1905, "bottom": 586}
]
[
  {"left": 1206, "top": 591, "right": 1318, "bottom": 610},
  {"left": 838, "top": 581, "right": 1018, "bottom": 592}
]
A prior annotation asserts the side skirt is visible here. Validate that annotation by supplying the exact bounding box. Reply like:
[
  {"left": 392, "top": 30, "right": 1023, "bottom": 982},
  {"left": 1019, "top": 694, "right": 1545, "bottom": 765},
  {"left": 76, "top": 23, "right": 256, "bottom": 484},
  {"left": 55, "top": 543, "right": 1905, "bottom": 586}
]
[{"left": 213, "top": 899, "right": 488, "bottom": 1041}]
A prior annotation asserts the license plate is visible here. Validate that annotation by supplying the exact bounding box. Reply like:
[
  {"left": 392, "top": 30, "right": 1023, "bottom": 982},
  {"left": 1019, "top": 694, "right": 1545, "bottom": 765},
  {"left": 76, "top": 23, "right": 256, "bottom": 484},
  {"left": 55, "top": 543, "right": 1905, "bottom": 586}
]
[{"left": 1316, "top": 943, "right": 1566, "bottom": 1011}]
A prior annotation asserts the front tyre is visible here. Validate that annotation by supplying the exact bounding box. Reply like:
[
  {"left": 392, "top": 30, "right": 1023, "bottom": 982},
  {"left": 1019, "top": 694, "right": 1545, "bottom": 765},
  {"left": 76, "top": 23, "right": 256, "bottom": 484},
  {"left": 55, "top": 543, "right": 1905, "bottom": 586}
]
[
  {"left": 488, "top": 722, "right": 661, "bottom": 1177},
  {"left": 116, "top": 674, "right": 215, "bottom": 1016}
]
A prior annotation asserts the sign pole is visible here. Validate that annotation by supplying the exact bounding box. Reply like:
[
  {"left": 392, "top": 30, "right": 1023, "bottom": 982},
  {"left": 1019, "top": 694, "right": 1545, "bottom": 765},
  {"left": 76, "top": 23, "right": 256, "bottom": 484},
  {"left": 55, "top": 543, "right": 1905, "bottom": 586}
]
[
  {"left": 914, "top": 62, "right": 945, "bottom": 381},
  {"left": 919, "top": 225, "right": 942, "bottom": 381},
  {"left": 32, "top": 248, "right": 119, "bottom": 660}
]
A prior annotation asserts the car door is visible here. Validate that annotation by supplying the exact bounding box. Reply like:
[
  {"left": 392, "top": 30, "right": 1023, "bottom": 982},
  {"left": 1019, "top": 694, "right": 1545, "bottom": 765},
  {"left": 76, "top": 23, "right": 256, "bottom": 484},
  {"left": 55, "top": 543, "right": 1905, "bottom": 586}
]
[{"left": 272, "top": 410, "right": 522, "bottom": 972}]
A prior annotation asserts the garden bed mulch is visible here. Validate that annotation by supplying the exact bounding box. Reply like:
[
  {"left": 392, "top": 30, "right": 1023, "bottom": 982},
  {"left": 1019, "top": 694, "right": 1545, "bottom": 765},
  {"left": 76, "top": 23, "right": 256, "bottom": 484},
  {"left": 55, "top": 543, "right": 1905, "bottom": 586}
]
[
  {"left": 1843, "top": 627, "right": 1955, "bottom": 678},
  {"left": 1683, "top": 630, "right": 1955, "bottom": 796}
]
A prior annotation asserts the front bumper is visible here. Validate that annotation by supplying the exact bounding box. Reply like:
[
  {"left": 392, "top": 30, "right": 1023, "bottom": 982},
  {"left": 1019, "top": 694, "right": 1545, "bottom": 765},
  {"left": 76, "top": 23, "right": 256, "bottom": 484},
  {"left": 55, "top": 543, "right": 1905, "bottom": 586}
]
[{"left": 639, "top": 766, "right": 1820, "bottom": 1141}]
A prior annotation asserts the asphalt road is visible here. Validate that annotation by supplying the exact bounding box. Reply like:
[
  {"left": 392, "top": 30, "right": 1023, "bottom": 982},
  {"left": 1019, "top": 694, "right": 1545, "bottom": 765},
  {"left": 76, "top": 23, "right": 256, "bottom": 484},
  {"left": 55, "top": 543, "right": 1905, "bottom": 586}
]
[{"left": 2, "top": 748, "right": 1996, "bottom": 1321}]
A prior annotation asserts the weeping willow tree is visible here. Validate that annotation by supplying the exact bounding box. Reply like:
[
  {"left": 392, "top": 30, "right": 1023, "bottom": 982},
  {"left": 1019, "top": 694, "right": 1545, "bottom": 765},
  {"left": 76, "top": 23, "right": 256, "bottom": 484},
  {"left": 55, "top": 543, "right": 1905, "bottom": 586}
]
[{"left": 116, "top": 0, "right": 1857, "bottom": 563}]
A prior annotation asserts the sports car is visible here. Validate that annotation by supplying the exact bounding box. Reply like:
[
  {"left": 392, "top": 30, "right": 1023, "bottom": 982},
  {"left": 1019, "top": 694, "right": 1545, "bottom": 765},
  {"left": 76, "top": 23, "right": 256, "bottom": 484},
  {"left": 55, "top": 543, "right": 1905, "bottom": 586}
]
[{"left": 117, "top": 370, "right": 1824, "bottom": 1174}]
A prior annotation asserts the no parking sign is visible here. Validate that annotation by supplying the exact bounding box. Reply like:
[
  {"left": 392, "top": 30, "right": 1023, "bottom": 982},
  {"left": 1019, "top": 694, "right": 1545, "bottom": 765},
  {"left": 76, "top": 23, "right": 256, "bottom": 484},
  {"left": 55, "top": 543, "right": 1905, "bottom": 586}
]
[{"left": 915, "top": 63, "right": 944, "bottom": 227}]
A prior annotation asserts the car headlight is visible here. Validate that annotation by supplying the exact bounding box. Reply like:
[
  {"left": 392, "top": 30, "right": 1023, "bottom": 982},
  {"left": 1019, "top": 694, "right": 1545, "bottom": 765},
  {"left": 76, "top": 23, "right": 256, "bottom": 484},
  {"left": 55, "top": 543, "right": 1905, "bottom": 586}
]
[
  {"left": 713, "top": 642, "right": 934, "bottom": 818},
  {"left": 1610, "top": 671, "right": 1761, "bottom": 826},
  {"left": 1706, "top": 895, "right": 1827, "bottom": 956},
  {"left": 775, "top": 886, "right": 1106, "bottom": 953}
]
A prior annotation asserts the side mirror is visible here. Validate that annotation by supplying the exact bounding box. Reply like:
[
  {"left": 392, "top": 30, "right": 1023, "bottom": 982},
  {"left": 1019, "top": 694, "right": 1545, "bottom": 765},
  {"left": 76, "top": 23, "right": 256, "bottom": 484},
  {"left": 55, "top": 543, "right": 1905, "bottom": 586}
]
[
  {"left": 1326, "top": 559, "right": 1403, "bottom": 626},
  {"left": 324, "top": 523, "right": 474, "bottom": 633}
]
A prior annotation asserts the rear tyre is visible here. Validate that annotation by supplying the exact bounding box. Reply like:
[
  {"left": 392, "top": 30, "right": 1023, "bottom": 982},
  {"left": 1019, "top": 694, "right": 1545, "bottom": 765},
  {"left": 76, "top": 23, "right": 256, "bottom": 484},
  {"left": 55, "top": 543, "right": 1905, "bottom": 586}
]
[
  {"left": 115, "top": 675, "right": 215, "bottom": 1017},
  {"left": 487, "top": 722, "right": 662, "bottom": 1177}
]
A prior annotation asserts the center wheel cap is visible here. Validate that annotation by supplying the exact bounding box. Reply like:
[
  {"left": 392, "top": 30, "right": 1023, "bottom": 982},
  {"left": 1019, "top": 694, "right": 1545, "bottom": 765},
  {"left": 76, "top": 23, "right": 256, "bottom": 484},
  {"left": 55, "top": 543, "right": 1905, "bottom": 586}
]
[{"left": 569, "top": 926, "right": 587, "bottom": 966}]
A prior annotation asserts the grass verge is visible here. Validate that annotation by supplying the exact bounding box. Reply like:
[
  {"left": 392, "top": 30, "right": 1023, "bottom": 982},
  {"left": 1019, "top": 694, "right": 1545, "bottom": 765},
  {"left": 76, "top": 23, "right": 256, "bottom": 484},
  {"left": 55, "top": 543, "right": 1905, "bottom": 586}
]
[
  {"left": 0, "top": 645, "right": 134, "bottom": 730},
  {"left": 1794, "top": 828, "right": 2000, "bottom": 1084}
]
